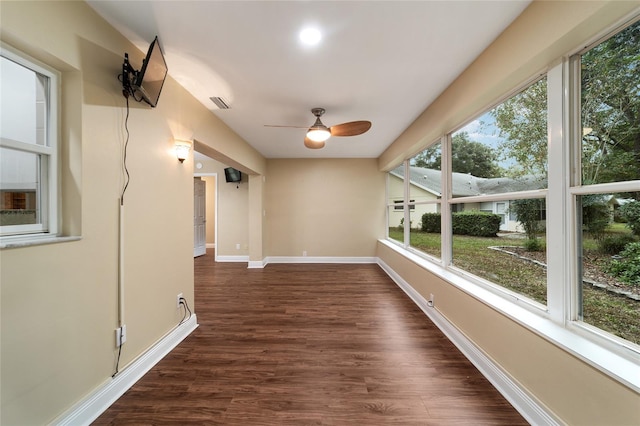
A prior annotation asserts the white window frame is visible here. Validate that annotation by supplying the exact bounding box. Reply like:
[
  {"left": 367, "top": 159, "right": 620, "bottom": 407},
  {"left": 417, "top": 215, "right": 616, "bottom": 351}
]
[
  {"left": 0, "top": 44, "right": 59, "bottom": 241},
  {"left": 565, "top": 31, "right": 640, "bottom": 354}
]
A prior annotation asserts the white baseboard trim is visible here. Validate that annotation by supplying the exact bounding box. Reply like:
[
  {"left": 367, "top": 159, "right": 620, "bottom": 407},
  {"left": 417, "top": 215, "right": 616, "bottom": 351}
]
[
  {"left": 377, "top": 259, "right": 560, "bottom": 426},
  {"left": 216, "top": 255, "right": 249, "bottom": 263},
  {"left": 264, "top": 256, "right": 378, "bottom": 265},
  {"left": 52, "top": 315, "right": 198, "bottom": 426},
  {"left": 247, "top": 256, "right": 378, "bottom": 269},
  {"left": 206, "top": 243, "right": 216, "bottom": 248},
  {"left": 248, "top": 259, "right": 267, "bottom": 269}
]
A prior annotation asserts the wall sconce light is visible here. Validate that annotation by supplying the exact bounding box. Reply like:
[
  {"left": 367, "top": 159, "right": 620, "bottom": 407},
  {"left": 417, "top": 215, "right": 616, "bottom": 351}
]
[{"left": 174, "top": 139, "right": 192, "bottom": 163}]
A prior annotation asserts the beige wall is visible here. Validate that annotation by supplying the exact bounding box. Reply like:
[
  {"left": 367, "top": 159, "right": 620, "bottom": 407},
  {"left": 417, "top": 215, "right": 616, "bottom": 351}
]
[
  {"left": 0, "top": 1, "right": 261, "bottom": 424},
  {"left": 194, "top": 157, "right": 384, "bottom": 261},
  {"left": 378, "top": 1, "right": 640, "bottom": 424},
  {"left": 265, "top": 159, "right": 385, "bottom": 257},
  {"left": 217, "top": 168, "right": 250, "bottom": 257},
  {"left": 202, "top": 176, "right": 216, "bottom": 246},
  {"left": 248, "top": 173, "right": 265, "bottom": 262}
]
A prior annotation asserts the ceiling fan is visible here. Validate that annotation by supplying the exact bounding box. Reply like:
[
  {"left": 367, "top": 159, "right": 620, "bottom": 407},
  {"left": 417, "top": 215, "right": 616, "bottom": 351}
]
[{"left": 265, "top": 108, "right": 372, "bottom": 149}]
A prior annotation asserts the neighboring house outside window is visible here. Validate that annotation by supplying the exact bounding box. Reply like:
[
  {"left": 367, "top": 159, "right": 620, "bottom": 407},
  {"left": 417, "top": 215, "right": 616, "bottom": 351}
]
[
  {"left": 0, "top": 45, "right": 58, "bottom": 240},
  {"left": 390, "top": 165, "right": 546, "bottom": 233}
]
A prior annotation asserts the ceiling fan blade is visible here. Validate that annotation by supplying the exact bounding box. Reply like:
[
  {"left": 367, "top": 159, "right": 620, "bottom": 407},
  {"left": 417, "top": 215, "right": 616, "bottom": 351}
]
[
  {"left": 330, "top": 121, "right": 371, "bottom": 137},
  {"left": 304, "top": 137, "right": 325, "bottom": 149},
  {"left": 264, "top": 124, "right": 308, "bottom": 129}
]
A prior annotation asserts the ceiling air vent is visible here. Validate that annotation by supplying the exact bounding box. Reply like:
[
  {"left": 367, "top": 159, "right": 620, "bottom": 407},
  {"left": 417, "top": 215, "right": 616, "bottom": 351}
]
[{"left": 210, "top": 96, "right": 231, "bottom": 109}]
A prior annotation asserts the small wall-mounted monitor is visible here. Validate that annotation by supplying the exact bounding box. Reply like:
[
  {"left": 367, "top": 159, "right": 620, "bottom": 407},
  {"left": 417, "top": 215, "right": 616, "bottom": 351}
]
[
  {"left": 121, "top": 36, "right": 168, "bottom": 107},
  {"left": 224, "top": 167, "right": 242, "bottom": 183}
]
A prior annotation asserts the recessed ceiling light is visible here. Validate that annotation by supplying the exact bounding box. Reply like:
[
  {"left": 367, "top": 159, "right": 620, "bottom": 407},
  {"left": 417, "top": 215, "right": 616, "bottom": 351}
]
[{"left": 299, "top": 27, "right": 322, "bottom": 46}]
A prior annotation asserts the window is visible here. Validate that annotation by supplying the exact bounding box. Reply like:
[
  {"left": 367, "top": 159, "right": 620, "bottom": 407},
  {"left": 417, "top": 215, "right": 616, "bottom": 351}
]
[
  {"left": 573, "top": 19, "right": 640, "bottom": 345},
  {"left": 393, "top": 200, "right": 415, "bottom": 210},
  {"left": 0, "top": 46, "right": 58, "bottom": 238},
  {"left": 449, "top": 78, "right": 548, "bottom": 305},
  {"left": 387, "top": 163, "right": 405, "bottom": 244},
  {"left": 408, "top": 144, "right": 442, "bottom": 259},
  {"left": 385, "top": 17, "right": 640, "bottom": 357},
  {"left": 387, "top": 143, "right": 443, "bottom": 259}
]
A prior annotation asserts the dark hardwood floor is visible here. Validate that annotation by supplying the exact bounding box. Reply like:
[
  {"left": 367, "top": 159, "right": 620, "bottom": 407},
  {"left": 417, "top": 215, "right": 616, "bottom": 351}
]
[{"left": 94, "top": 250, "right": 527, "bottom": 425}]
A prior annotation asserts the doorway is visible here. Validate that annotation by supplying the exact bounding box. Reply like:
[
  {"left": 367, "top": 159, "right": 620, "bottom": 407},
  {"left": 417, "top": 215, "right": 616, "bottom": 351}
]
[
  {"left": 193, "top": 171, "right": 218, "bottom": 261},
  {"left": 194, "top": 177, "right": 206, "bottom": 257}
]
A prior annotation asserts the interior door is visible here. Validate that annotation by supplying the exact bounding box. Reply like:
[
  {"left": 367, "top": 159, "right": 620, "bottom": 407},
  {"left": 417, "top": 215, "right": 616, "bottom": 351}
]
[{"left": 194, "top": 177, "right": 206, "bottom": 257}]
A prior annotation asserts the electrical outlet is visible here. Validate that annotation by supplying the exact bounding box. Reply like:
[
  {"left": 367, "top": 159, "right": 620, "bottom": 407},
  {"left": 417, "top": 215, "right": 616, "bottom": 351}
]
[
  {"left": 177, "top": 293, "right": 183, "bottom": 309},
  {"left": 302, "top": 250, "right": 307, "bottom": 257},
  {"left": 115, "top": 325, "right": 127, "bottom": 347},
  {"left": 236, "top": 243, "right": 240, "bottom": 250}
]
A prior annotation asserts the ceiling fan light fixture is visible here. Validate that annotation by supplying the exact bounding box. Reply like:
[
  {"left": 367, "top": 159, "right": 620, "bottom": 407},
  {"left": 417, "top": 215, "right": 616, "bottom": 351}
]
[
  {"left": 304, "top": 138, "right": 325, "bottom": 149},
  {"left": 306, "top": 126, "right": 331, "bottom": 142}
]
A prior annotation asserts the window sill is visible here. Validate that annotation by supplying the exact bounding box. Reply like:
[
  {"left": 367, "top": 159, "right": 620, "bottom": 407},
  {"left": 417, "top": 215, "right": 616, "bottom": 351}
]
[
  {"left": 0, "top": 235, "right": 81, "bottom": 249},
  {"left": 379, "top": 238, "right": 640, "bottom": 393}
]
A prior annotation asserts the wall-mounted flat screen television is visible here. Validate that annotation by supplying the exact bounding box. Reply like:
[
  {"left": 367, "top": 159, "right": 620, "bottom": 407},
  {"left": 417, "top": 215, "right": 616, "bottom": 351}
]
[
  {"left": 121, "top": 36, "right": 168, "bottom": 107},
  {"left": 224, "top": 167, "right": 242, "bottom": 183}
]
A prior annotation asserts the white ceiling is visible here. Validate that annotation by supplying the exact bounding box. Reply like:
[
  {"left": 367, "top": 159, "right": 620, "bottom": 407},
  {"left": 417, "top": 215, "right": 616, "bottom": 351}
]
[{"left": 87, "top": 1, "right": 531, "bottom": 159}]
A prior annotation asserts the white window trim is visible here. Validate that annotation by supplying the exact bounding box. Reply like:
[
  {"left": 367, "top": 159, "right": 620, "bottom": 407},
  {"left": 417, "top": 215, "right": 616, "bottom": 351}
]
[
  {"left": 546, "top": 61, "right": 568, "bottom": 324},
  {"left": 0, "top": 43, "right": 60, "bottom": 242}
]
